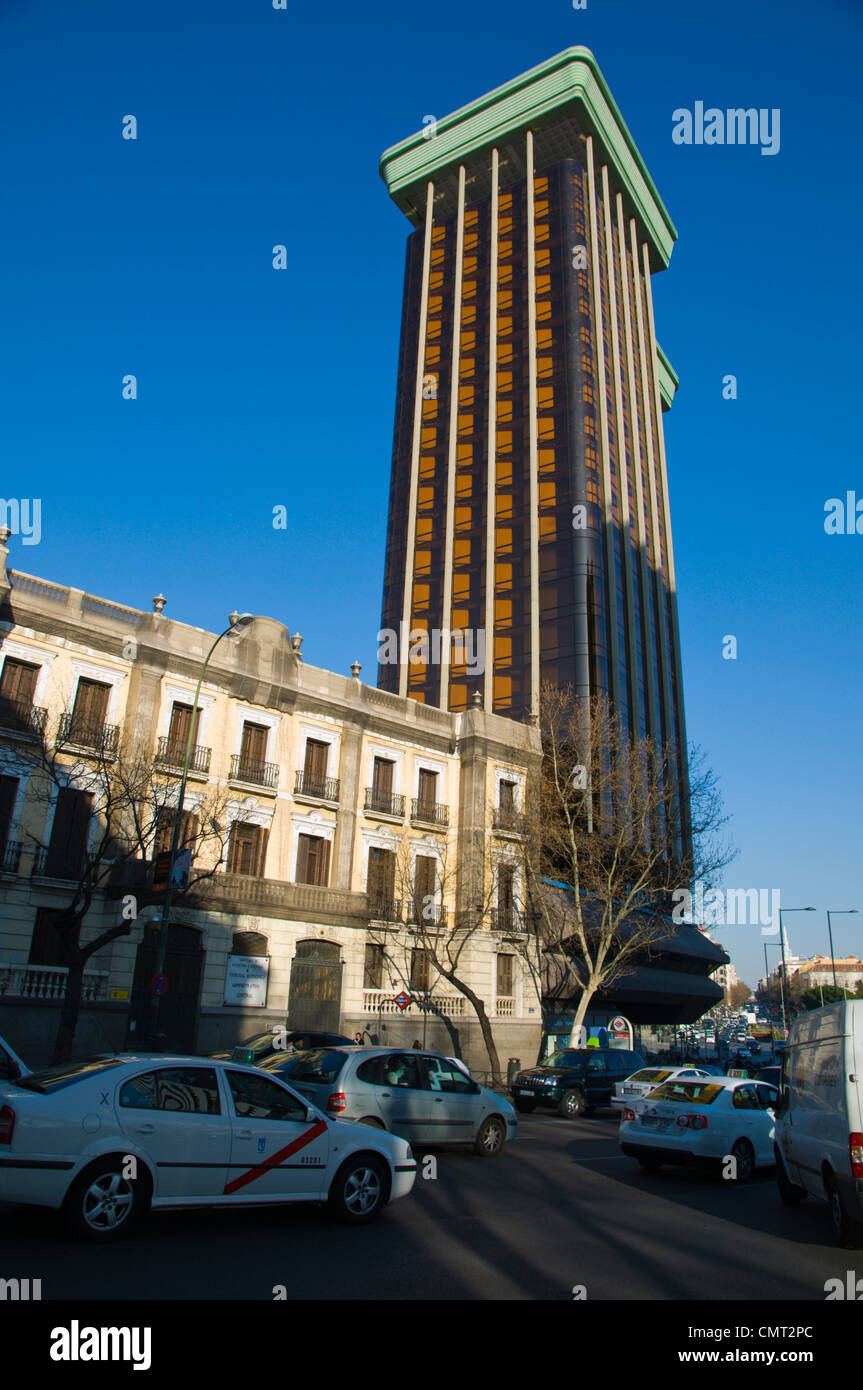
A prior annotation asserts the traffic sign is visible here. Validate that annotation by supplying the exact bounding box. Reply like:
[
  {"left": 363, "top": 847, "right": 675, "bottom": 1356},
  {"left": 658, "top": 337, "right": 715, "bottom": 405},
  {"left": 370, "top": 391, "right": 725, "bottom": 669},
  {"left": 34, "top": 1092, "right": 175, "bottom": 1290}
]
[
  {"left": 394, "top": 991, "right": 412, "bottom": 1011},
  {"left": 151, "top": 974, "right": 168, "bottom": 997}
]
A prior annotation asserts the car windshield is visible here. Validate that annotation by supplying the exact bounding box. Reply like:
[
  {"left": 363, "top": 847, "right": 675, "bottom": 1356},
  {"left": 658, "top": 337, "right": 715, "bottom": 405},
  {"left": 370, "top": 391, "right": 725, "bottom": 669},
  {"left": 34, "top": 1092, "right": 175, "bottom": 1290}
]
[
  {"left": 234, "top": 1034, "right": 276, "bottom": 1058},
  {"left": 261, "top": 1049, "right": 346, "bottom": 1085},
  {"left": 14, "top": 1059, "right": 126, "bottom": 1094},
  {"left": 647, "top": 1081, "right": 725, "bottom": 1105},
  {"left": 542, "top": 1051, "right": 585, "bottom": 1069},
  {"left": 627, "top": 1069, "right": 671, "bottom": 1083}
]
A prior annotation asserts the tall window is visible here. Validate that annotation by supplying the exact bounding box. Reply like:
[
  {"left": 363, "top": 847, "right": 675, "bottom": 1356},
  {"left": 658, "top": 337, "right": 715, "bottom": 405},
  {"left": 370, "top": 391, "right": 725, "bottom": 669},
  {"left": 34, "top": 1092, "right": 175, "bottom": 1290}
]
[
  {"left": 371, "top": 756, "right": 395, "bottom": 810},
  {"left": 497, "top": 954, "right": 514, "bottom": 997},
  {"left": 497, "top": 864, "right": 515, "bottom": 928},
  {"left": 46, "top": 788, "right": 93, "bottom": 878},
  {"left": 70, "top": 678, "right": 110, "bottom": 740},
  {"left": 153, "top": 807, "right": 199, "bottom": 858},
  {"left": 295, "top": 833, "right": 330, "bottom": 887},
  {"left": 0, "top": 775, "right": 18, "bottom": 856},
  {"left": 302, "top": 739, "right": 329, "bottom": 795},
  {"left": 0, "top": 658, "right": 39, "bottom": 718},
  {"left": 28, "top": 906, "right": 71, "bottom": 968},
  {"left": 410, "top": 948, "right": 431, "bottom": 992},
  {"left": 499, "top": 780, "right": 516, "bottom": 812},
  {"left": 417, "top": 768, "right": 438, "bottom": 813},
  {"left": 240, "top": 721, "right": 269, "bottom": 767},
  {"left": 167, "top": 701, "right": 201, "bottom": 753},
  {"left": 363, "top": 942, "right": 384, "bottom": 991},
  {"left": 227, "top": 821, "right": 268, "bottom": 877},
  {"left": 413, "top": 854, "right": 437, "bottom": 924},
  {"left": 367, "top": 846, "right": 395, "bottom": 912}
]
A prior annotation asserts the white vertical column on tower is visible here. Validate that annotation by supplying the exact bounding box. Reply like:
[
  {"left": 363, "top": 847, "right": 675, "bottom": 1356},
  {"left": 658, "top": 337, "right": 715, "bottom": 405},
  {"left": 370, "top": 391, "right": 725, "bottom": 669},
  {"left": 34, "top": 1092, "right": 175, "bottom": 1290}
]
[
  {"left": 483, "top": 148, "right": 500, "bottom": 713},
  {"left": 526, "top": 129, "right": 540, "bottom": 718},
  {"left": 439, "top": 164, "right": 467, "bottom": 712}
]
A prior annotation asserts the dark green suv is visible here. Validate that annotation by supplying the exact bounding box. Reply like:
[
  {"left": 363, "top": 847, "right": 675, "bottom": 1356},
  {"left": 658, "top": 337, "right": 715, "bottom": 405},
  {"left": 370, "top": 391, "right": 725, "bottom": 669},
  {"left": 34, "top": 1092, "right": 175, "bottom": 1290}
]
[{"left": 511, "top": 1048, "right": 645, "bottom": 1118}]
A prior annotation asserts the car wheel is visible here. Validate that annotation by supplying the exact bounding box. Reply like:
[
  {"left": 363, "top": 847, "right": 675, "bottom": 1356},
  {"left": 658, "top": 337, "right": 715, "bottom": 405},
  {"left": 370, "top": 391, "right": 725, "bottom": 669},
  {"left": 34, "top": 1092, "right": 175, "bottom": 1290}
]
[
  {"left": 63, "top": 1157, "right": 147, "bottom": 1242},
  {"left": 357, "top": 1116, "right": 386, "bottom": 1129},
  {"left": 729, "top": 1138, "right": 755, "bottom": 1184},
  {"left": 474, "top": 1115, "right": 506, "bottom": 1157},
  {"left": 558, "top": 1088, "right": 586, "bottom": 1119},
  {"left": 514, "top": 1099, "right": 535, "bottom": 1114},
  {"left": 328, "top": 1155, "right": 387, "bottom": 1224},
  {"left": 827, "top": 1175, "right": 861, "bottom": 1249},
  {"left": 775, "top": 1149, "right": 807, "bottom": 1205},
  {"left": 639, "top": 1156, "right": 663, "bottom": 1172}
]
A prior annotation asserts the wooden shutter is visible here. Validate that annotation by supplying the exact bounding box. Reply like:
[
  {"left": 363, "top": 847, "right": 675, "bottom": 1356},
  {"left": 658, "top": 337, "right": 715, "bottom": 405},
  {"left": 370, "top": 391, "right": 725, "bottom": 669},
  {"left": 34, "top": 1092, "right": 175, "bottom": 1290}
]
[
  {"left": 372, "top": 758, "right": 393, "bottom": 797},
  {"left": 303, "top": 739, "right": 329, "bottom": 783},
  {"left": 497, "top": 954, "right": 514, "bottom": 995},
  {"left": 28, "top": 907, "right": 70, "bottom": 967},
  {"left": 0, "top": 776, "right": 18, "bottom": 852},
  {"left": 417, "top": 769, "right": 437, "bottom": 808},
  {"left": 240, "top": 722, "right": 268, "bottom": 764},
  {"left": 363, "top": 943, "right": 383, "bottom": 990},
  {"left": 0, "top": 659, "right": 39, "bottom": 706},
  {"left": 228, "top": 822, "right": 267, "bottom": 877},
  {"left": 167, "top": 702, "right": 201, "bottom": 750},
  {"left": 297, "top": 834, "right": 330, "bottom": 886},
  {"left": 410, "top": 948, "right": 430, "bottom": 991},
  {"left": 46, "top": 788, "right": 92, "bottom": 876},
  {"left": 498, "top": 866, "right": 514, "bottom": 920},
  {"left": 499, "top": 780, "right": 515, "bottom": 811},
  {"left": 72, "top": 678, "right": 110, "bottom": 727},
  {"left": 368, "top": 847, "right": 394, "bottom": 907},
  {"left": 413, "top": 854, "right": 436, "bottom": 921}
]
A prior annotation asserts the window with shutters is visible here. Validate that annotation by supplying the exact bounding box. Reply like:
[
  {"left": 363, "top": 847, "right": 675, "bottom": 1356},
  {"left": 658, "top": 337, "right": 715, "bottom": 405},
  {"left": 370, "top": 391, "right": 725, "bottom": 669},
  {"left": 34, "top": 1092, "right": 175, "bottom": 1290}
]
[
  {"left": 240, "top": 721, "right": 269, "bottom": 765},
  {"left": 496, "top": 954, "right": 514, "bottom": 996},
  {"left": 0, "top": 775, "right": 19, "bottom": 862},
  {"left": 302, "top": 739, "right": 329, "bottom": 796},
  {"left": 295, "top": 833, "right": 330, "bottom": 887},
  {"left": 0, "top": 658, "right": 39, "bottom": 714},
  {"left": 416, "top": 768, "right": 438, "bottom": 818},
  {"left": 28, "top": 906, "right": 71, "bottom": 968},
  {"left": 367, "top": 846, "right": 396, "bottom": 915},
  {"left": 46, "top": 788, "right": 93, "bottom": 878},
  {"left": 368, "top": 757, "right": 396, "bottom": 814},
  {"left": 153, "top": 808, "right": 199, "bottom": 859},
  {"left": 70, "top": 678, "right": 110, "bottom": 741},
  {"left": 410, "top": 948, "right": 431, "bottom": 992},
  {"left": 167, "top": 702, "right": 201, "bottom": 755},
  {"left": 497, "top": 865, "right": 515, "bottom": 928},
  {"left": 499, "top": 779, "right": 516, "bottom": 812},
  {"left": 227, "top": 821, "right": 268, "bottom": 878},
  {"left": 412, "top": 854, "right": 437, "bottom": 924},
  {"left": 363, "top": 942, "right": 384, "bottom": 990}
]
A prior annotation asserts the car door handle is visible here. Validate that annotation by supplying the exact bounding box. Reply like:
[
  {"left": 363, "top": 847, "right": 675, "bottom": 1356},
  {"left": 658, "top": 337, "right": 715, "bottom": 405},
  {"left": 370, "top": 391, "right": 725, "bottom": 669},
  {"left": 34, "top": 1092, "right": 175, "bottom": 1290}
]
[
  {"left": 135, "top": 1124, "right": 155, "bottom": 1135},
  {"left": 235, "top": 1130, "right": 252, "bottom": 1139},
  {"left": 380, "top": 1092, "right": 391, "bottom": 1098},
  {"left": 434, "top": 1098, "right": 444, "bottom": 1103}
]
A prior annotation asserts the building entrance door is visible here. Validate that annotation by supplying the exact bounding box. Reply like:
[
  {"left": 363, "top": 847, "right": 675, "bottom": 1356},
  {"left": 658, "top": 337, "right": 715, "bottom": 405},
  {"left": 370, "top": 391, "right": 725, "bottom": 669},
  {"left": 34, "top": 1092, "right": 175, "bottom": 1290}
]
[
  {"left": 126, "top": 923, "right": 204, "bottom": 1053},
  {"left": 287, "top": 940, "right": 343, "bottom": 1033}
]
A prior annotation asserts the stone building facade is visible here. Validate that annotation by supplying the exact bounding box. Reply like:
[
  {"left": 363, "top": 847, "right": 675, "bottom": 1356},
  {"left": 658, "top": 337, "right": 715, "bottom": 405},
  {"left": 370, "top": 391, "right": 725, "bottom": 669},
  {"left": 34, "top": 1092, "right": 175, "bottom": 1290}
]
[{"left": 0, "top": 532, "right": 542, "bottom": 1070}]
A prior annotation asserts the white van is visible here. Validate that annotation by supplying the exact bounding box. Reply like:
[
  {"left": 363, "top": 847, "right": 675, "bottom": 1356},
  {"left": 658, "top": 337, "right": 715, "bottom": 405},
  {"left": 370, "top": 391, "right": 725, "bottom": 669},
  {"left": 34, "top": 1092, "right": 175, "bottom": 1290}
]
[{"left": 773, "top": 1001, "right": 863, "bottom": 1246}]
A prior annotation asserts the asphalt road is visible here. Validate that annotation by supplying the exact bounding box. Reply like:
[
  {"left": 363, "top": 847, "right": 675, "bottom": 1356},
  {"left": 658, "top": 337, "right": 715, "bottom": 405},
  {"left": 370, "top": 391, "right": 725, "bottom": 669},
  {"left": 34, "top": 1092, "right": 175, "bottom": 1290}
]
[{"left": 0, "top": 1110, "right": 851, "bottom": 1301}]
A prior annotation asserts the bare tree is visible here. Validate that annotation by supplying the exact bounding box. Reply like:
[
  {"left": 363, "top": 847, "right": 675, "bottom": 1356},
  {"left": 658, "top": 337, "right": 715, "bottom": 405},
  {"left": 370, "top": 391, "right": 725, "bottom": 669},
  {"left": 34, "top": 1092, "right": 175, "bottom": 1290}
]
[
  {"left": 367, "top": 837, "right": 511, "bottom": 1078},
  {"left": 15, "top": 718, "right": 232, "bottom": 1062},
  {"left": 519, "top": 683, "right": 736, "bottom": 1049}
]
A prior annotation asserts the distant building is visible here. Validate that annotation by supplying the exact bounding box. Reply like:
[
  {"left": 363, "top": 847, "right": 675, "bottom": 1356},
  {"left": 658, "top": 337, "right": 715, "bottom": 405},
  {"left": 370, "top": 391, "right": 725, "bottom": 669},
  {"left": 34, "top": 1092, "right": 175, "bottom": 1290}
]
[{"left": 791, "top": 955, "right": 863, "bottom": 993}]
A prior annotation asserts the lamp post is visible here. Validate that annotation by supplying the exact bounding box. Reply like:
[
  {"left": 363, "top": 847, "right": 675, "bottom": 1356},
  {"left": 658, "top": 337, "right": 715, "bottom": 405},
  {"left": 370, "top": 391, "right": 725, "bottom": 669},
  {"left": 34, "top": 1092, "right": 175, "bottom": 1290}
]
[
  {"left": 778, "top": 906, "right": 815, "bottom": 1036},
  {"left": 827, "top": 910, "right": 858, "bottom": 995},
  {"left": 764, "top": 941, "right": 782, "bottom": 1050},
  {"left": 145, "top": 613, "right": 256, "bottom": 1049}
]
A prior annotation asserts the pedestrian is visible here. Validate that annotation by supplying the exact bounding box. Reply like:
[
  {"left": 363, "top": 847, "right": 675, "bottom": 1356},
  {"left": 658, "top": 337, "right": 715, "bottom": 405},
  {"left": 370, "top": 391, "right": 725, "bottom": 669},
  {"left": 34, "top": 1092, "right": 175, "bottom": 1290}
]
[{"left": 412, "top": 1039, "right": 422, "bottom": 1049}]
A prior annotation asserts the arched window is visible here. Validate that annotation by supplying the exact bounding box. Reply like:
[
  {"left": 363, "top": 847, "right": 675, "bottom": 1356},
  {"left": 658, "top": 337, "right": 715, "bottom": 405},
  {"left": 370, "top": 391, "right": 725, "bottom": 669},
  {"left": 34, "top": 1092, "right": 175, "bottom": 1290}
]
[{"left": 231, "top": 930, "right": 268, "bottom": 958}]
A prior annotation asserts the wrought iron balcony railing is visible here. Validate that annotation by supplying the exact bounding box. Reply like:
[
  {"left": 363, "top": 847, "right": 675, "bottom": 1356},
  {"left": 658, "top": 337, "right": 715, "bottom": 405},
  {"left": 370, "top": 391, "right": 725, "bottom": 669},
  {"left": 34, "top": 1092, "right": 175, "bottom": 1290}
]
[
  {"left": 0, "top": 840, "right": 23, "bottom": 873},
  {"left": 155, "top": 736, "right": 212, "bottom": 775},
  {"left": 492, "top": 807, "right": 526, "bottom": 835},
  {"left": 367, "top": 896, "right": 403, "bottom": 923},
  {"left": 57, "top": 712, "right": 119, "bottom": 756},
  {"left": 491, "top": 907, "right": 523, "bottom": 933},
  {"left": 294, "top": 770, "right": 340, "bottom": 801},
  {"left": 406, "top": 901, "right": 448, "bottom": 928},
  {"left": 410, "top": 798, "right": 449, "bottom": 827},
  {"left": 33, "top": 846, "right": 85, "bottom": 880},
  {"left": 229, "top": 754, "right": 279, "bottom": 790},
  {"left": 0, "top": 697, "right": 48, "bottom": 738},
  {"left": 364, "top": 788, "right": 405, "bottom": 818}
]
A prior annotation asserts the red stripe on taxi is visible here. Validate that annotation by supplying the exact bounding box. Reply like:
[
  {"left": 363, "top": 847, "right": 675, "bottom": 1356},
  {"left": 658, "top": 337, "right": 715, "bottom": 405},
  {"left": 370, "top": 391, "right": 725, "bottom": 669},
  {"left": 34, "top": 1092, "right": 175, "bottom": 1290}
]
[{"left": 224, "top": 1119, "right": 328, "bottom": 1195}]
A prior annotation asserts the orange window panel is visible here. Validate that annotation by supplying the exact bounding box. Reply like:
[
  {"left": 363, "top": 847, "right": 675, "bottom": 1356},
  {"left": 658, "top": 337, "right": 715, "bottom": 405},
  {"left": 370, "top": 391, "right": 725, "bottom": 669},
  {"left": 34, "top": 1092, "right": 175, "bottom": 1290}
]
[
  {"left": 451, "top": 607, "right": 469, "bottom": 630},
  {"left": 498, "top": 289, "right": 513, "bottom": 311},
  {"left": 457, "top": 414, "right": 474, "bottom": 434},
  {"left": 538, "top": 417, "right": 555, "bottom": 441},
  {"left": 495, "top": 525, "right": 513, "bottom": 548},
  {"left": 418, "top": 486, "right": 435, "bottom": 510},
  {"left": 454, "top": 538, "right": 471, "bottom": 563},
  {"left": 495, "top": 563, "right": 513, "bottom": 588},
  {"left": 538, "top": 380, "right": 554, "bottom": 403},
  {"left": 496, "top": 429, "right": 512, "bottom": 450},
  {"left": 536, "top": 300, "right": 551, "bottom": 322},
  {"left": 461, "top": 335, "right": 476, "bottom": 353},
  {"left": 416, "top": 518, "right": 433, "bottom": 543},
  {"left": 453, "top": 573, "right": 470, "bottom": 600},
  {"left": 494, "top": 603, "right": 512, "bottom": 629},
  {"left": 497, "top": 369, "right": 513, "bottom": 392},
  {"left": 539, "top": 515, "right": 557, "bottom": 540},
  {"left": 413, "top": 582, "right": 430, "bottom": 605},
  {"left": 498, "top": 342, "right": 513, "bottom": 365},
  {"left": 421, "top": 427, "right": 437, "bottom": 447},
  {"left": 494, "top": 636, "right": 513, "bottom": 660},
  {"left": 419, "top": 458, "right": 436, "bottom": 479},
  {"left": 414, "top": 550, "right": 431, "bottom": 576},
  {"left": 493, "top": 676, "right": 513, "bottom": 703},
  {"left": 448, "top": 683, "right": 467, "bottom": 709},
  {"left": 498, "top": 241, "right": 512, "bottom": 259},
  {"left": 463, "top": 257, "right": 478, "bottom": 275},
  {"left": 537, "top": 327, "right": 553, "bottom": 350},
  {"left": 538, "top": 448, "right": 556, "bottom": 471},
  {"left": 429, "top": 272, "right": 444, "bottom": 290},
  {"left": 538, "top": 480, "right": 556, "bottom": 505},
  {"left": 496, "top": 400, "right": 513, "bottom": 423},
  {"left": 455, "top": 506, "right": 472, "bottom": 530},
  {"left": 459, "top": 384, "right": 474, "bottom": 405},
  {"left": 456, "top": 454, "right": 473, "bottom": 477},
  {"left": 536, "top": 246, "right": 550, "bottom": 267},
  {"left": 497, "top": 316, "right": 512, "bottom": 335}
]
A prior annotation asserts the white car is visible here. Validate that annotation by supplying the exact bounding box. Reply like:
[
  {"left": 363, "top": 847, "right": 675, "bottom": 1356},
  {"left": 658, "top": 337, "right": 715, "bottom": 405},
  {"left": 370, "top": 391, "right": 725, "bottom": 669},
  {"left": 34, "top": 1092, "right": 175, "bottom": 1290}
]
[
  {"left": 0, "top": 1033, "right": 29, "bottom": 1083},
  {"left": 611, "top": 1065, "right": 712, "bottom": 1113},
  {"left": 0, "top": 1054, "right": 417, "bottom": 1240},
  {"left": 619, "top": 1076, "right": 779, "bottom": 1182}
]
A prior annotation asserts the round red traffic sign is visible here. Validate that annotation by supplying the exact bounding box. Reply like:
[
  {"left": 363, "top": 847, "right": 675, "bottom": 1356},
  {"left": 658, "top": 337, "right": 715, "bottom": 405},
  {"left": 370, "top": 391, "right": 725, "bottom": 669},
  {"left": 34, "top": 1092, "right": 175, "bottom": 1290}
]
[{"left": 151, "top": 974, "right": 168, "bottom": 997}]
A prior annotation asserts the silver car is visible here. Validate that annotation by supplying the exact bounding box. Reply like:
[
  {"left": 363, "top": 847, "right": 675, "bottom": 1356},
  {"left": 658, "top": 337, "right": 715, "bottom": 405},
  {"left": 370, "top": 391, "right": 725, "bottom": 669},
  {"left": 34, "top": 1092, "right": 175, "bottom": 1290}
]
[{"left": 259, "top": 1046, "right": 516, "bottom": 1156}]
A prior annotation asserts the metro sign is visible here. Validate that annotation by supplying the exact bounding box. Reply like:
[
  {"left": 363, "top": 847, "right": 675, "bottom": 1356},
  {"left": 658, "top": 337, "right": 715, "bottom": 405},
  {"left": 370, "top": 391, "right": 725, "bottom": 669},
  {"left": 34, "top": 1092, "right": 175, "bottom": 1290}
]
[{"left": 394, "top": 992, "right": 412, "bottom": 1011}]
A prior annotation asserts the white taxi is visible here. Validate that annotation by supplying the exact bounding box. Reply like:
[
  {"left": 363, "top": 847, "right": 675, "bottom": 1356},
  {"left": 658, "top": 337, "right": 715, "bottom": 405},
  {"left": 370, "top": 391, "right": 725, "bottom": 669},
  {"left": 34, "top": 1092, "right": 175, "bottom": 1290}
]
[
  {"left": 618, "top": 1076, "right": 779, "bottom": 1182},
  {"left": 610, "top": 1065, "right": 712, "bottom": 1113},
  {"left": 0, "top": 1054, "right": 417, "bottom": 1240}
]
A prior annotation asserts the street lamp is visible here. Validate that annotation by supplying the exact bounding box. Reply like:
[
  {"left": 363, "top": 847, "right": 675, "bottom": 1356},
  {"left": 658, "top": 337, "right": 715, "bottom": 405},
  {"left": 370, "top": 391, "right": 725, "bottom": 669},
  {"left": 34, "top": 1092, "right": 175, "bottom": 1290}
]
[
  {"left": 145, "top": 613, "right": 256, "bottom": 1048},
  {"left": 827, "top": 910, "right": 858, "bottom": 994},
  {"left": 763, "top": 941, "right": 783, "bottom": 1050},
  {"left": 778, "top": 907, "right": 815, "bottom": 1036}
]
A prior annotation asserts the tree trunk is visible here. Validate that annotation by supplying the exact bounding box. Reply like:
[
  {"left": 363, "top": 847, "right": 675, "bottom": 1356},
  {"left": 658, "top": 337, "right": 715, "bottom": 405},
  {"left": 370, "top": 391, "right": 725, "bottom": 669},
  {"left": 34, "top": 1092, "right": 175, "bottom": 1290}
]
[
  {"left": 53, "top": 953, "right": 86, "bottom": 1064},
  {"left": 566, "top": 987, "right": 595, "bottom": 1048},
  {"left": 446, "top": 978, "right": 501, "bottom": 1077}
]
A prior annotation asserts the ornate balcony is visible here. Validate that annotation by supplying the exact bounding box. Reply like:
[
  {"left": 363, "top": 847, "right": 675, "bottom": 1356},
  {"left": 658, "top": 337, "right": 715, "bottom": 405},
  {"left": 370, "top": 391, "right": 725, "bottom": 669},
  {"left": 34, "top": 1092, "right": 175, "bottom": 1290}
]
[
  {"left": 364, "top": 788, "right": 405, "bottom": 818},
  {"left": 229, "top": 754, "right": 279, "bottom": 790},
  {"left": 294, "top": 770, "right": 340, "bottom": 802},
  {"left": 410, "top": 798, "right": 449, "bottom": 827},
  {"left": 57, "top": 712, "right": 119, "bottom": 757},
  {"left": 0, "top": 963, "right": 108, "bottom": 1002},
  {"left": 492, "top": 807, "right": 526, "bottom": 836},
  {"left": 0, "top": 697, "right": 48, "bottom": 738},
  {"left": 155, "top": 736, "right": 212, "bottom": 776},
  {"left": 406, "top": 901, "right": 448, "bottom": 927}
]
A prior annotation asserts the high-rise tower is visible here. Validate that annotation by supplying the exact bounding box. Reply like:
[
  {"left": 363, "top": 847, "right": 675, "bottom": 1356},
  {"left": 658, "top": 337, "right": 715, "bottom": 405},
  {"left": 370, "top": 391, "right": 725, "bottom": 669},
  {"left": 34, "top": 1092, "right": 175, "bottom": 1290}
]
[{"left": 377, "top": 48, "right": 689, "bottom": 846}]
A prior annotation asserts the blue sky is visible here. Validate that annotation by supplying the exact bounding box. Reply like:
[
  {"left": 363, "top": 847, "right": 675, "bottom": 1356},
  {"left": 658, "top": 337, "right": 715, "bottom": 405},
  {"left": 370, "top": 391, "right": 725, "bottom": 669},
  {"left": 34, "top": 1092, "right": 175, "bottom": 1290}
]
[{"left": 1, "top": 0, "right": 860, "bottom": 987}]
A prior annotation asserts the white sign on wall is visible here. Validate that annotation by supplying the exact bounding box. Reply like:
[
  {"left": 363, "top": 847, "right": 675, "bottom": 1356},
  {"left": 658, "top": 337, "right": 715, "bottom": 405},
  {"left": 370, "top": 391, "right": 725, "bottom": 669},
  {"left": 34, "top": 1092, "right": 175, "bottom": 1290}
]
[{"left": 224, "top": 954, "right": 270, "bottom": 1008}]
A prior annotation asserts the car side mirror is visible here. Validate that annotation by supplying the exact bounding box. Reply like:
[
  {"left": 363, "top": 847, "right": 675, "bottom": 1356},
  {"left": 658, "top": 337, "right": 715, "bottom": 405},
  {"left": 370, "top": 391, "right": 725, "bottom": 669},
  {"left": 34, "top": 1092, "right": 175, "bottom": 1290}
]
[{"left": 469, "top": 1082, "right": 482, "bottom": 1095}]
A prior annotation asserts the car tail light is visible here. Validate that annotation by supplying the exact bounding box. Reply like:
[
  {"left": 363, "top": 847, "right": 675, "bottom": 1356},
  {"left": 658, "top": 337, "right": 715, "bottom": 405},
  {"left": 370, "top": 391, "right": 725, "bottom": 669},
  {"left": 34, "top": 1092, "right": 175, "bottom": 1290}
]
[
  {"left": 850, "top": 1133, "right": 863, "bottom": 1179},
  {"left": 678, "top": 1113, "right": 706, "bottom": 1130},
  {"left": 0, "top": 1105, "right": 15, "bottom": 1145},
  {"left": 624, "top": 1108, "right": 635, "bottom": 1121},
  {"left": 326, "top": 1092, "right": 347, "bottom": 1113}
]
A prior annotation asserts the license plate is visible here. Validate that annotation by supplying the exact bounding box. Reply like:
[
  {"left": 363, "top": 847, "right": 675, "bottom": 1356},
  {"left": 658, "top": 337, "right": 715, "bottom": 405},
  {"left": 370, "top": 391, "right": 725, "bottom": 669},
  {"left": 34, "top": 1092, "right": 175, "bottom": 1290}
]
[
  {"left": 642, "top": 1115, "right": 669, "bottom": 1130},
  {"left": 622, "top": 1086, "right": 637, "bottom": 1094},
  {"left": 518, "top": 1088, "right": 532, "bottom": 1095}
]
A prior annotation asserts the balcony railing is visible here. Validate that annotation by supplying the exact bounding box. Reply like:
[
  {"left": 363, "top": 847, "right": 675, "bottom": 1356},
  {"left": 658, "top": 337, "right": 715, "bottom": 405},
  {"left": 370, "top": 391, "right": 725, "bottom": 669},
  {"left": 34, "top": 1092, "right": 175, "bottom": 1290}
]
[
  {"left": 229, "top": 754, "right": 279, "bottom": 790},
  {"left": 57, "top": 712, "right": 120, "bottom": 756},
  {"left": 495, "top": 996, "right": 515, "bottom": 1018},
  {"left": 0, "top": 963, "right": 109, "bottom": 1003},
  {"left": 155, "top": 736, "right": 212, "bottom": 775},
  {"left": 294, "top": 770, "right": 340, "bottom": 802},
  {"left": 491, "top": 907, "right": 523, "bottom": 933},
  {"left": 0, "top": 697, "right": 48, "bottom": 738},
  {"left": 364, "top": 789, "right": 405, "bottom": 818},
  {"left": 0, "top": 841, "right": 23, "bottom": 873},
  {"left": 493, "top": 807, "right": 526, "bottom": 835},
  {"left": 406, "top": 901, "right": 448, "bottom": 928},
  {"left": 33, "top": 847, "right": 85, "bottom": 880},
  {"left": 411, "top": 798, "right": 449, "bottom": 827},
  {"left": 367, "top": 896, "right": 404, "bottom": 923},
  {"left": 362, "top": 989, "right": 467, "bottom": 1018}
]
